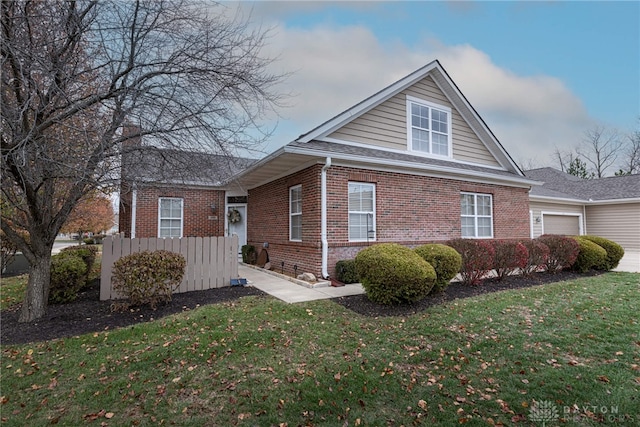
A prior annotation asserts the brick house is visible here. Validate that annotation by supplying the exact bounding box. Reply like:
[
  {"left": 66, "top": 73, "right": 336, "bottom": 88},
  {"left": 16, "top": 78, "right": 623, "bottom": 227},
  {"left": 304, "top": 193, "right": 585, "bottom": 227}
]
[{"left": 120, "top": 60, "right": 537, "bottom": 279}]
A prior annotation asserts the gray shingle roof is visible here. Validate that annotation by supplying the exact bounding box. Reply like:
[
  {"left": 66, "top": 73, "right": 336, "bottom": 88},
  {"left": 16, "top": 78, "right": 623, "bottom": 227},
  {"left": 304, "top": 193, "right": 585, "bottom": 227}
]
[
  {"left": 290, "top": 140, "right": 523, "bottom": 180},
  {"left": 526, "top": 167, "right": 640, "bottom": 201},
  {"left": 122, "top": 146, "right": 256, "bottom": 187}
]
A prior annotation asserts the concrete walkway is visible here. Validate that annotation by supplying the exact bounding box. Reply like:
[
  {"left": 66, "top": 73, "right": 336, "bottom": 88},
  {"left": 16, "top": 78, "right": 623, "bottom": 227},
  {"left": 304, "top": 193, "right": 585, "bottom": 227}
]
[
  {"left": 238, "top": 264, "right": 364, "bottom": 303},
  {"left": 614, "top": 250, "right": 640, "bottom": 273}
]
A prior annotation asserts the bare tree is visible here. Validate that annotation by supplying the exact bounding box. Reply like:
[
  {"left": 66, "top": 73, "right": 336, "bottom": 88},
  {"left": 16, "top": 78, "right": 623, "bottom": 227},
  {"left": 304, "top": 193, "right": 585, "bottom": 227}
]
[
  {"left": 553, "top": 147, "right": 571, "bottom": 172},
  {"left": 1, "top": 0, "right": 285, "bottom": 322},
  {"left": 615, "top": 124, "right": 640, "bottom": 176},
  {"left": 577, "top": 125, "right": 623, "bottom": 178},
  {"left": 552, "top": 147, "right": 593, "bottom": 179}
]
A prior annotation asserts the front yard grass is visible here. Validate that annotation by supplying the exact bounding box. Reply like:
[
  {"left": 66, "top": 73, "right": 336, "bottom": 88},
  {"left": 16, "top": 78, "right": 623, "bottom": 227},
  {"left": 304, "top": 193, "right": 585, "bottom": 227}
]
[
  {"left": 1, "top": 272, "right": 639, "bottom": 426},
  {"left": 0, "top": 275, "right": 27, "bottom": 311}
]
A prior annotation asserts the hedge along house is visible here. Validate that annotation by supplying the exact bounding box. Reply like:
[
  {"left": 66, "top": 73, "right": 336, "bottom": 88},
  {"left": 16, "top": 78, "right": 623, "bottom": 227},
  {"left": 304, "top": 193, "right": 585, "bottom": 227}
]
[
  {"left": 526, "top": 167, "right": 640, "bottom": 252},
  {"left": 229, "top": 60, "right": 538, "bottom": 279}
]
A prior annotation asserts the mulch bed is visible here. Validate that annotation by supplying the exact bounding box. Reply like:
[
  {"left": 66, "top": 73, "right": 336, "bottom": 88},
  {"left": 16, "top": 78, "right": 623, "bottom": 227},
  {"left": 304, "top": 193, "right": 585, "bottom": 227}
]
[
  {"left": 1, "top": 270, "right": 599, "bottom": 345},
  {"left": 334, "top": 270, "right": 601, "bottom": 317}
]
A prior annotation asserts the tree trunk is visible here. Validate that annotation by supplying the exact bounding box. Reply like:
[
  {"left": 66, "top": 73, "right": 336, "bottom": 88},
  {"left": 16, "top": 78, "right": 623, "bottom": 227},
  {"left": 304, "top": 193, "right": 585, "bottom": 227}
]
[{"left": 19, "top": 253, "right": 52, "bottom": 323}]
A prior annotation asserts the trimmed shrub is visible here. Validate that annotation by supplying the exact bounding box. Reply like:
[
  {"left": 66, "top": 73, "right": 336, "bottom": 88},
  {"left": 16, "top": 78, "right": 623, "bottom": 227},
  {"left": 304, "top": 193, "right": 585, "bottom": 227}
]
[
  {"left": 414, "top": 244, "right": 462, "bottom": 292},
  {"left": 61, "top": 245, "right": 98, "bottom": 285},
  {"left": 521, "top": 239, "right": 550, "bottom": 276},
  {"left": 571, "top": 237, "right": 607, "bottom": 273},
  {"left": 491, "top": 240, "right": 529, "bottom": 281},
  {"left": 112, "top": 250, "right": 186, "bottom": 309},
  {"left": 241, "top": 244, "right": 257, "bottom": 264},
  {"left": 581, "top": 235, "right": 625, "bottom": 270},
  {"left": 447, "top": 239, "right": 495, "bottom": 286},
  {"left": 49, "top": 251, "right": 88, "bottom": 304},
  {"left": 355, "top": 243, "right": 436, "bottom": 305},
  {"left": 537, "top": 234, "right": 580, "bottom": 273},
  {"left": 335, "top": 259, "right": 360, "bottom": 284}
]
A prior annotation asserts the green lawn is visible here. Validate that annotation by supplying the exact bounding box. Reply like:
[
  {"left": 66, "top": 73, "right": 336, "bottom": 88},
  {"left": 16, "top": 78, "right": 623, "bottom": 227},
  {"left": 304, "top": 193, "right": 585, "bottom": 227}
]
[
  {"left": 0, "top": 275, "right": 27, "bottom": 310},
  {"left": 1, "top": 272, "right": 639, "bottom": 426}
]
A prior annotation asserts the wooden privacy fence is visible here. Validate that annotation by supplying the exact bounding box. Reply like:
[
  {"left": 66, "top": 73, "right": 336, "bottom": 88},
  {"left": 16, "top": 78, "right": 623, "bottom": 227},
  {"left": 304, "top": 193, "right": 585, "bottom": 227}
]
[{"left": 100, "top": 235, "right": 238, "bottom": 301}]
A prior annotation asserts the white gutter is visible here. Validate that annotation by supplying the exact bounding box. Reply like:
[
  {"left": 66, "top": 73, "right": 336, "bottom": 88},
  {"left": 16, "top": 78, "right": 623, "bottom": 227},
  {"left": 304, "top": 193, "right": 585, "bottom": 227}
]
[
  {"left": 131, "top": 184, "right": 137, "bottom": 238},
  {"left": 321, "top": 157, "right": 332, "bottom": 279}
]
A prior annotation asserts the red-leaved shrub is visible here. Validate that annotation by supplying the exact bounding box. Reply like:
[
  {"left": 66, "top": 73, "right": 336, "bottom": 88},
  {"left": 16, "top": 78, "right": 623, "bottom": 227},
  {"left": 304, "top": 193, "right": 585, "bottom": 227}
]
[
  {"left": 491, "top": 240, "right": 528, "bottom": 281},
  {"left": 521, "top": 239, "right": 550, "bottom": 276},
  {"left": 537, "top": 234, "right": 579, "bottom": 273},
  {"left": 447, "top": 238, "right": 495, "bottom": 285}
]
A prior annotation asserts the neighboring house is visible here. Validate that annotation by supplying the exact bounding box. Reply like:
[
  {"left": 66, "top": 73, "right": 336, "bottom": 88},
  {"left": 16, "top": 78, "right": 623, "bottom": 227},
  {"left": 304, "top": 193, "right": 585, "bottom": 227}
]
[
  {"left": 526, "top": 167, "right": 640, "bottom": 251},
  {"left": 120, "top": 60, "right": 538, "bottom": 279}
]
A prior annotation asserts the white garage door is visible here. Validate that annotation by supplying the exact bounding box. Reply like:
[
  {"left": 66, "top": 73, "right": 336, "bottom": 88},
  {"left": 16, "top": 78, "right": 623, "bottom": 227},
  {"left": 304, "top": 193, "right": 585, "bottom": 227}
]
[{"left": 543, "top": 214, "right": 580, "bottom": 235}]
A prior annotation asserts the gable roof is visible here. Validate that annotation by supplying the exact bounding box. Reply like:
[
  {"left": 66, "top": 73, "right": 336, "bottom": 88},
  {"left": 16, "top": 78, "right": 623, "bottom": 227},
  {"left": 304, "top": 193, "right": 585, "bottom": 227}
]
[
  {"left": 526, "top": 167, "right": 640, "bottom": 202},
  {"left": 232, "top": 60, "right": 537, "bottom": 189},
  {"left": 295, "top": 59, "right": 523, "bottom": 176}
]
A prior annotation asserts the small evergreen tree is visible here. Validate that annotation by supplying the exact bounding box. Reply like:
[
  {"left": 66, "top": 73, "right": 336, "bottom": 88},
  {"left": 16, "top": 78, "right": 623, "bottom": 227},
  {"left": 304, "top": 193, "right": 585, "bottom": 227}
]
[{"left": 566, "top": 157, "right": 594, "bottom": 179}]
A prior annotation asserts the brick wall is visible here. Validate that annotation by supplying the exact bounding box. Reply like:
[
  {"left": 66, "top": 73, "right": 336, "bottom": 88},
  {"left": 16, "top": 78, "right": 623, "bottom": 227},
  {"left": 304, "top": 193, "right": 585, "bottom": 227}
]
[
  {"left": 248, "top": 164, "right": 530, "bottom": 279},
  {"left": 121, "top": 184, "right": 226, "bottom": 238},
  {"left": 247, "top": 165, "right": 323, "bottom": 276}
]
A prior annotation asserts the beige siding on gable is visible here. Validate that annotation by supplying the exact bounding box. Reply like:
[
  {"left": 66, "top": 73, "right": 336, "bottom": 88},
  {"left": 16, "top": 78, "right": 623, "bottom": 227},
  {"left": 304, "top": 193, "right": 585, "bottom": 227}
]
[
  {"left": 586, "top": 203, "right": 640, "bottom": 250},
  {"left": 327, "top": 75, "right": 500, "bottom": 167}
]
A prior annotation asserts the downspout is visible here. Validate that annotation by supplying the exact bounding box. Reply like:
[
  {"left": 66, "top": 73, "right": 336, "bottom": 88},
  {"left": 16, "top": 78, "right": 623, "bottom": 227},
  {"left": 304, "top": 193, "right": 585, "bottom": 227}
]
[
  {"left": 131, "top": 183, "right": 137, "bottom": 238},
  {"left": 582, "top": 203, "right": 587, "bottom": 235},
  {"left": 321, "top": 157, "right": 332, "bottom": 279}
]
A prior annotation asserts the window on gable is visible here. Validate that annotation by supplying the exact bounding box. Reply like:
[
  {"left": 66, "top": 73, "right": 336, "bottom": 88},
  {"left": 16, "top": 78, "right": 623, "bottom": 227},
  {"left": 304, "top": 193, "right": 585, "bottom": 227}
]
[
  {"left": 461, "top": 193, "right": 493, "bottom": 238},
  {"left": 290, "top": 185, "right": 302, "bottom": 241},
  {"left": 407, "top": 96, "right": 452, "bottom": 157},
  {"left": 348, "top": 182, "right": 376, "bottom": 242},
  {"left": 158, "top": 197, "right": 183, "bottom": 238}
]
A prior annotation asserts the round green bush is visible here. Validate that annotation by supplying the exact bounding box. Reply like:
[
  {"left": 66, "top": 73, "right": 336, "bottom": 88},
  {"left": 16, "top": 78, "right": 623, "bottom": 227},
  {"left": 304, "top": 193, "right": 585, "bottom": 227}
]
[
  {"left": 112, "top": 250, "right": 186, "bottom": 308},
  {"left": 49, "top": 252, "right": 88, "bottom": 304},
  {"left": 61, "top": 245, "right": 98, "bottom": 283},
  {"left": 571, "top": 237, "right": 607, "bottom": 273},
  {"left": 414, "top": 244, "right": 462, "bottom": 293},
  {"left": 335, "top": 259, "right": 360, "bottom": 284},
  {"left": 581, "top": 235, "right": 625, "bottom": 270},
  {"left": 355, "top": 243, "right": 436, "bottom": 305}
]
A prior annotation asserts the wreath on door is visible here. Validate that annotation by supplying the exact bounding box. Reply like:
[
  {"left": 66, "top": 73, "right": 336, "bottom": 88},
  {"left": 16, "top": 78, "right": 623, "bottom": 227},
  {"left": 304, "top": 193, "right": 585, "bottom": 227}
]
[{"left": 227, "top": 208, "right": 241, "bottom": 224}]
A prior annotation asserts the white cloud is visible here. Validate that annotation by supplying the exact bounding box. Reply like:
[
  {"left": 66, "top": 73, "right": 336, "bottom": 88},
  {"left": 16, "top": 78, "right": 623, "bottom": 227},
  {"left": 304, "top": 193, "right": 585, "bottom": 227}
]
[{"left": 224, "top": 3, "right": 595, "bottom": 167}]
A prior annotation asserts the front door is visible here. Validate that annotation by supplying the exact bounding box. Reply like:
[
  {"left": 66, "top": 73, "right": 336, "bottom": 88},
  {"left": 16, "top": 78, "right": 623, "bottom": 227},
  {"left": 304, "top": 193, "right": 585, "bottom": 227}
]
[{"left": 227, "top": 204, "right": 247, "bottom": 253}]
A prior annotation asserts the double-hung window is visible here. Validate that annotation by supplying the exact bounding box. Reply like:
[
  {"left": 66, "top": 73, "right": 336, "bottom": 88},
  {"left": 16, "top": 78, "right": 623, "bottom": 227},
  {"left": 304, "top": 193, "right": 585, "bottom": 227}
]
[
  {"left": 461, "top": 193, "right": 493, "bottom": 238},
  {"left": 407, "top": 96, "right": 452, "bottom": 157},
  {"left": 158, "top": 197, "right": 183, "bottom": 238},
  {"left": 289, "top": 185, "right": 302, "bottom": 241},
  {"left": 348, "top": 182, "right": 376, "bottom": 241}
]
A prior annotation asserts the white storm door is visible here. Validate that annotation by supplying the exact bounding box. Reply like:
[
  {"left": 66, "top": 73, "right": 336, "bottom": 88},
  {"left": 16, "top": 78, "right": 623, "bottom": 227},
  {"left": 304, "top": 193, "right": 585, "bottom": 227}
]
[{"left": 227, "top": 205, "right": 247, "bottom": 250}]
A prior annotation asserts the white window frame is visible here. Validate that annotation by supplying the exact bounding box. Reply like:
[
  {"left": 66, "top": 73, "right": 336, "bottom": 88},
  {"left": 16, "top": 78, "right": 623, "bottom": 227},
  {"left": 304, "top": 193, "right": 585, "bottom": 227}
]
[
  {"left": 406, "top": 95, "right": 452, "bottom": 158},
  {"left": 289, "top": 185, "right": 302, "bottom": 242},
  {"left": 460, "top": 192, "right": 493, "bottom": 238},
  {"left": 348, "top": 182, "right": 376, "bottom": 242},
  {"left": 158, "top": 197, "right": 183, "bottom": 238}
]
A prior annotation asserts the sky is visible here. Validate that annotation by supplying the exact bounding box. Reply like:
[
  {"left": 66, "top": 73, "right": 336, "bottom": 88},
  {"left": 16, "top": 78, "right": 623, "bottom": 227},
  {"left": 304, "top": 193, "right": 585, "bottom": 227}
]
[{"left": 224, "top": 1, "right": 640, "bottom": 169}]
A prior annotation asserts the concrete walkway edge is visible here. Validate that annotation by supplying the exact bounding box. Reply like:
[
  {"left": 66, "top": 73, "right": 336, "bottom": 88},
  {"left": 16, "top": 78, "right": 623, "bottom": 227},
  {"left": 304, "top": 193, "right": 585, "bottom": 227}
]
[{"left": 238, "top": 264, "right": 364, "bottom": 303}]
